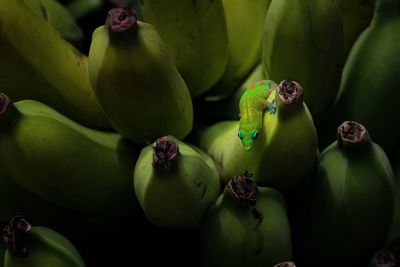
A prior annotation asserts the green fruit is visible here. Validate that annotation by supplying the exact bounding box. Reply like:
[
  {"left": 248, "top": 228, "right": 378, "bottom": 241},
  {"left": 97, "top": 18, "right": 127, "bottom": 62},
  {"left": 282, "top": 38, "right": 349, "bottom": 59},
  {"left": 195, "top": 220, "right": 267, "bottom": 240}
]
[
  {"left": 88, "top": 8, "right": 193, "bottom": 145},
  {"left": 134, "top": 136, "right": 221, "bottom": 229},
  {"left": 262, "top": 0, "right": 343, "bottom": 122},
  {"left": 24, "top": 0, "right": 84, "bottom": 46},
  {"left": 205, "top": 0, "right": 271, "bottom": 99},
  {"left": 199, "top": 80, "right": 318, "bottom": 195},
  {"left": 335, "top": 0, "right": 375, "bottom": 61},
  {"left": 319, "top": 0, "right": 400, "bottom": 154},
  {"left": 138, "top": 0, "right": 229, "bottom": 97},
  {"left": 200, "top": 172, "right": 292, "bottom": 267},
  {"left": 0, "top": 0, "right": 109, "bottom": 129},
  {"left": 295, "top": 121, "right": 395, "bottom": 267},
  {"left": 0, "top": 93, "right": 139, "bottom": 216},
  {"left": 3, "top": 216, "right": 85, "bottom": 267}
]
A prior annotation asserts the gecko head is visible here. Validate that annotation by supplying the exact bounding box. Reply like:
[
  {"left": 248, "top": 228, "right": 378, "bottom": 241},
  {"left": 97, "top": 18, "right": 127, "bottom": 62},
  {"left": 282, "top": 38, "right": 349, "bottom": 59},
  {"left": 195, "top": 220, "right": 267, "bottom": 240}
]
[{"left": 238, "top": 127, "right": 260, "bottom": 152}]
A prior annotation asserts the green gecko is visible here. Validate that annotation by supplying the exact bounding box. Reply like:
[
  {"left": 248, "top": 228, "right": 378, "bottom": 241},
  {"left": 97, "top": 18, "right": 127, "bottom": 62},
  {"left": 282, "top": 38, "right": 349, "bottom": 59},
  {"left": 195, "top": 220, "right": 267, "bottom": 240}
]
[{"left": 238, "top": 80, "right": 277, "bottom": 152}]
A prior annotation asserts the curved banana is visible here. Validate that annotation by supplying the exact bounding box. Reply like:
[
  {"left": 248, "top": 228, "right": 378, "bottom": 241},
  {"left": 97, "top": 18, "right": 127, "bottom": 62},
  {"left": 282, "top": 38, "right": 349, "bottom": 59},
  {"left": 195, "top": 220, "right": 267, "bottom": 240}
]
[
  {"left": 138, "top": 0, "right": 229, "bottom": 97},
  {"left": 134, "top": 136, "right": 221, "bottom": 229},
  {"left": 88, "top": 7, "right": 193, "bottom": 145},
  {"left": 200, "top": 172, "right": 292, "bottom": 267},
  {"left": 318, "top": 0, "right": 400, "bottom": 154},
  {"left": 262, "top": 0, "right": 343, "bottom": 122},
  {"left": 0, "top": 0, "right": 109, "bottom": 129},
  {"left": 199, "top": 80, "right": 318, "bottom": 195},
  {"left": 295, "top": 121, "right": 395, "bottom": 267},
  {"left": 205, "top": 0, "right": 271, "bottom": 99},
  {"left": 0, "top": 93, "right": 139, "bottom": 216},
  {"left": 24, "top": 0, "right": 84, "bottom": 46},
  {"left": 3, "top": 216, "right": 85, "bottom": 267}
]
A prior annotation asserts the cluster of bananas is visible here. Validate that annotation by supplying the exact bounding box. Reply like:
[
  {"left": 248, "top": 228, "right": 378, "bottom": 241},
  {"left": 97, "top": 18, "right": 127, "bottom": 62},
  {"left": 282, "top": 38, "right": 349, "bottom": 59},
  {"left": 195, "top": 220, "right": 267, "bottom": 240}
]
[{"left": 0, "top": 0, "right": 399, "bottom": 266}]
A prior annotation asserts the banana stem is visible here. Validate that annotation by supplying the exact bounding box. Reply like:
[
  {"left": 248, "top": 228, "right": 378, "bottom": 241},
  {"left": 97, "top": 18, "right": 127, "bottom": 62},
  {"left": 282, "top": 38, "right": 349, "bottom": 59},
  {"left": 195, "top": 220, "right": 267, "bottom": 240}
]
[
  {"left": 337, "top": 121, "right": 373, "bottom": 154},
  {"left": 151, "top": 136, "right": 179, "bottom": 173},
  {"left": 273, "top": 262, "right": 296, "bottom": 267},
  {"left": 106, "top": 7, "right": 137, "bottom": 33},
  {"left": 370, "top": 249, "right": 396, "bottom": 267},
  {"left": 2, "top": 216, "right": 32, "bottom": 258},
  {"left": 276, "top": 80, "right": 304, "bottom": 117}
]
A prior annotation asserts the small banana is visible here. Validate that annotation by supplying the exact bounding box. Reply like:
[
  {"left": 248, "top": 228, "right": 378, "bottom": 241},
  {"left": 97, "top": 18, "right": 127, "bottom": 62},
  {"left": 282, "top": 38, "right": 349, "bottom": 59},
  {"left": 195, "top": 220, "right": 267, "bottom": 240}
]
[
  {"left": 262, "top": 0, "right": 343, "bottom": 122},
  {"left": 200, "top": 172, "right": 292, "bottom": 267},
  {"left": 2, "top": 216, "right": 85, "bottom": 267},
  {"left": 0, "top": 93, "right": 140, "bottom": 216},
  {"left": 0, "top": 0, "right": 109, "bottom": 129},
  {"left": 138, "top": 0, "right": 229, "bottom": 97},
  {"left": 88, "top": 7, "right": 193, "bottom": 145},
  {"left": 295, "top": 121, "right": 395, "bottom": 267},
  {"left": 134, "top": 136, "right": 221, "bottom": 229}
]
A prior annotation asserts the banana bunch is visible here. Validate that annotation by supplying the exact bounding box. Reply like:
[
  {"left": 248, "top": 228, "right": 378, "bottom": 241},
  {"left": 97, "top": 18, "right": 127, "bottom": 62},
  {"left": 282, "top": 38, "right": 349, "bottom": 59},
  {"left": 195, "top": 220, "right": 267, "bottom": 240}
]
[
  {"left": 88, "top": 7, "right": 193, "bottom": 145},
  {"left": 200, "top": 172, "right": 292, "bottom": 267},
  {"left": 2, "top": 216, "right": 85, "bottom": 267},
  {"left": 24, "top": 0, "right": 84, "bottom": 46},
  {"left": 262, "top": 0, "right": 343, "bottom": 123},
  {"left": 294, "top": 121, "right": 395, "bottom": 267},
  {"left": 134, "top": 136, "right": 221, "bottom": 229},
  {"left": 199, "top": 80, "right": 318, "bottom": 195},
  {"left": 205, "top": 0, "right": 271, "bottom": 99},
  {"left": 318, "top": 0, "right": 400, "bottom": 154},
  {"left": 138, "top": 0, "right": 229, "bottom": 97},
  {"left": 0, "top": 0, "right": 109, "bottom": 130},
  {"left": 0, "top": 93, "right": 140, "bottom": 216},
  {"left": 335, "top": 0, "right": 375, "bottom": 61}
]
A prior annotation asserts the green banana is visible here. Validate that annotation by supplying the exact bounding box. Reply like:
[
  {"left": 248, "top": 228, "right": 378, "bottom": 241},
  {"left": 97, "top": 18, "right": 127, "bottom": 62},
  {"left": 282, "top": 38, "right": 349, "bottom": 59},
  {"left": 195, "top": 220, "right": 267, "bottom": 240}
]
[
  {"left": 199, "top": 80, "right": 318, "bottom": 195},
  {"left": 88, "top": 7, "right": 193, "bottom": 145},
  {"left": 24, "top": 0, "right": 84, "bottom": 46},
  {"left": 138, "top": 0, "right": 229, "bottom": 97},
  {"left": 0, "top": 0, "right": 109, "bottom": 130},
  {"left": 134, "top": 136, "right": 221, "bottom": 229},
  {"left": 318, "top": 0, "right": 400, "bottom": 155},
  {"left": 0, "top": 93, "right": 140, "bottom": 216},
  {"left": 262, "top": 0, "right": 343, "bottom": 122},
  {"left": 335, "top": 0, "right": 375, "bottom": 61},
  {"left": 200, "top": 172, "right": 292, "bottom": 267},
  {"left": 3, "top": 216, "right": 85, "bottom": 267},
  {"left": 205, "top": 0, "right": 271, "bottom": 99},
  {"left": 368, "top": 249, "right": 396, "bottom": 267},
  {"left": 295, "top": 121, "right": 395, "bottom": 267}
]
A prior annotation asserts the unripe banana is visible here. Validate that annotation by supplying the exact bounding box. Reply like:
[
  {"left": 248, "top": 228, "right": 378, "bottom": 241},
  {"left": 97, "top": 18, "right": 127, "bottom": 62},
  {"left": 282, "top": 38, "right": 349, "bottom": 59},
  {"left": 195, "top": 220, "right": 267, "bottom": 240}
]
[
  {"left": 3, "top": 216, "right": 85, "bottom": 267},
  {"left": 295, "top": 121, "right": 395, "bottom": 267},
  {"left": 262, "top": 0, "right": 343, "bottom": 122},
  {"left": 88, "top": 7, "right": 193, "bottom": 145},
  {"left": 0, "top": 93, "right": 139, "bottom": 216},
  {"left": 205, "top": 0, "right": 271, "bottom": 99},
  {"left": 138, "top": 0, "right": 229, "bottom": 97},
  {"left": 318, "top": 0, "right": 400, "bottom": 154},
  {"left": 134, "top": 136, "right": 221, "bottom": 229},
  {"left": 368, "top": 249, "right": 396, "bottom": 267},
  {"left": 335, "top": 0, "right": 375, "bottom": 61},
  {"left": 199, "top": 80, "right": 318, "bottom": 195},
  {"left": 200, "top": 172, "right": 292, "bottom": 267},
  {"left": 24, "top": 0, "right": 84, "bottom": 46},
  {"left": 0, "top": 0, "right": 109, "bottom": 129}
]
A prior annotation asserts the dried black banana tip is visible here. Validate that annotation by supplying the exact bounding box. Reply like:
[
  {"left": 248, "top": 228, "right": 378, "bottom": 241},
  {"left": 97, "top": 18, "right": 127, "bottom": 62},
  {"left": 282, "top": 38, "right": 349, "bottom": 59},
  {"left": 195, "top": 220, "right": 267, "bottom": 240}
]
[
  {"left": 152, "top": 137, "right": 179, "bottom": 172},
  {"left": 372, "top": 249, "right": 396, "bottom": 267},
  {"left": 3, "top": 215, "right": 32, "bottom": 258},
  {"left": 107, "top": 7, "right": 137, "bottom": 33},
  {"left": 227, "top": 170, "right": 257, "bottom": 207},
  {"left": 337, "top": 121, "right": 368, "bottom": 143},
  {"left": 0, "top": 93, "right": 10, "bottom": 116},
  {"left": 278, "top": 80, "right": 303, "bottom": 104},
  {"left": 273, "top": 261, "right": 296, "bottom": 267}
]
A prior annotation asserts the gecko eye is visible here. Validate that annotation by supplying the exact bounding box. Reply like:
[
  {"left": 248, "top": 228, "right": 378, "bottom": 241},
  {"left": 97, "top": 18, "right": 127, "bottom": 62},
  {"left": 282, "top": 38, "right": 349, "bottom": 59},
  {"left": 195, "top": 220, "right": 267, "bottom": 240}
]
[
  {"left": 238, "top": 131, "right": 243, "bottom": 139},
  {"left": 252, "top": 131, "right": 259, "bottom": 140}
]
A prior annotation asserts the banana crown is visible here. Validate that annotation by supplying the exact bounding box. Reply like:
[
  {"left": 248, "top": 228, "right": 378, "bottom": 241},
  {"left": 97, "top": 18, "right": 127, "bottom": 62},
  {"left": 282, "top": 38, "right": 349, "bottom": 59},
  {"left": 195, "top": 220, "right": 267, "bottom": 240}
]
[
  {"left": 151, "top": 136, "right": 180, "bottom": 173},
  {"left": 106, "top": 7, "right": 137, "bottom": 33}
]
